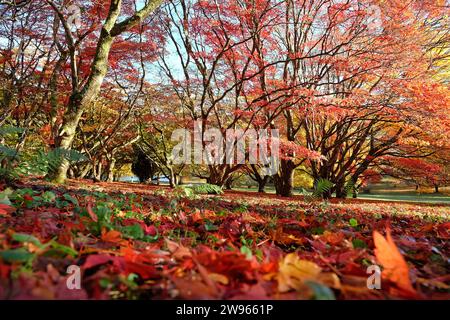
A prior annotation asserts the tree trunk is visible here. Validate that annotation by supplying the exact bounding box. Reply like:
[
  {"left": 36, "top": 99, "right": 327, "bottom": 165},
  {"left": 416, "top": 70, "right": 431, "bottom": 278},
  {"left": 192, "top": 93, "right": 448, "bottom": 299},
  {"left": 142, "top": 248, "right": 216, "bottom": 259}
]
[
  {"left": 47, "top": 0, "right": 163, "bottom": 183},
  {"left": 258, "top": 176, "right": 268, "bottom": 193},
  {"left": 168, "top": 167, "right": 178, "bottom": 188},
  {"left": 335, "top": 188, "right": 347, "bottom": 199},
  {"left": 274, "top": 160, "right": 295, "bottom": 197},
  {"left": 106, "top": 158, "right": 116, "bottom": 182},
  {"left": 78, "top": 163, "right": 92, "bottom": 179},
  {"left": 434, "top": 184, "right": 439, "bottom": 193},
  {"left": 225, "top": 177, "right": 233, "bottom": 190},
  {"left": 93, "top": 161, "right": 102, "bottom": 182},
  {"left": 207, "top": 165, "right": 231, "bottom": 187},
  {"left": 334, "top": 181, "right": 347, "bottom": 199}
]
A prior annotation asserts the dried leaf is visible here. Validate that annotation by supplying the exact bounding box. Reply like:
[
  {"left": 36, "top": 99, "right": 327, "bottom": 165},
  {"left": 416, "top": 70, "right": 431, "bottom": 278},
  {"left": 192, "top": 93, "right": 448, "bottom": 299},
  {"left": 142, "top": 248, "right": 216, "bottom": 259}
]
[
  {"left": 277, "top": 253, "right": 339, "bottom": 294},
  {"left": 373, "top": 228, "right": 417, "bottom": 296}
]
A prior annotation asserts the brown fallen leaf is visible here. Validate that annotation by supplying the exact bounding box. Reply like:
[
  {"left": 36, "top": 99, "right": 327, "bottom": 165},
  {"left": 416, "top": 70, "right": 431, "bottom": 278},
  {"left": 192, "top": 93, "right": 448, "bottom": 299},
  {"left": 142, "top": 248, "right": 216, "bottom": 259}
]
[{"left": 165, "top": 238, "right": 192, "bottom": 260}]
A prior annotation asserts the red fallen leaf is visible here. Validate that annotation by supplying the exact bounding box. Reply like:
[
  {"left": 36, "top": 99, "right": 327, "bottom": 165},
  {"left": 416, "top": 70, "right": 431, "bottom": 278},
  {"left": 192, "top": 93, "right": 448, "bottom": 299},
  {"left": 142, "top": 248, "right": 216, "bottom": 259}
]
[
  {"left": 340, "top": 262, "right": 367, "bottom": 276},
  {"left": 277, "top": 218, "right": 309, "bottom": 228},
  {"left": 373, "top": 228, "right": 418, "bottom": 297},
  {"left": 309, "top": 239, "right": 328, "bottom": 251},
  {"left": 143, "top": 225, "right": 157, "bottom": 236},
  {"left": 121, "top": 247, "right": 160, "bottom": 279},
  {"left": 191, "top": 210, "right": 203, "bottom": 223},
  {"left": 195, "top": 249, "right": 256, "bottom": 282},
  {"left": 260, "top": 261, "right": 278, "bottom": 274},
  {"left": 86, "top": 203, "right": 97, "bottom": 222},
  {"left": 83, "top": 254, "right": 124, "bottom": 270},
  {"left": 320, "top": 231, "right": 345, "bottom": 245},
  {"left": 271, "top": 227, "right": 306, "bottom": 246},
  {"left": 436, "top": 222, "right": 450, "bottom": 239},
  {"left": 0, "top": 204, "right": 15, "bottom": 215},
  {"left": 219, "top": 218, "right": 243, "bottom": 239}
]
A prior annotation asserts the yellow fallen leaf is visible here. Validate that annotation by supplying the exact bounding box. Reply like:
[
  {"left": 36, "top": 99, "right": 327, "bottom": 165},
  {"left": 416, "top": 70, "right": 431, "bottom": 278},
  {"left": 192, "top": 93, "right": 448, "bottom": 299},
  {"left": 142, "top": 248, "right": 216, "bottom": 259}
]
[
  {"left": 209, "top": 273, "right": 229, "bottom": 285},
  {"left": 277, "top": 253, "right": 340, "bottom": 293}
]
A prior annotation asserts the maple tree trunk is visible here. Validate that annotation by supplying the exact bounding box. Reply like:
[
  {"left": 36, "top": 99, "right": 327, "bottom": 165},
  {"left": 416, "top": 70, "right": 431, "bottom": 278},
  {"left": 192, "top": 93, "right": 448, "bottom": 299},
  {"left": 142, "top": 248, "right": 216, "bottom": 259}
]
[
  {"left": 335, "top": 188, "right": 347, "bottom": 199},
  {"left": 434, "top": 184, "right": 439, "bottom": 193},
  {"left": 93, "top": 161, "right": 102, "bottom": 182},
  {"left": 258, "top": 176, "right": 268, "bottom": 193},
  {"left": 49, "top": 33, "right": 114, "bottom": 183},
  {"left": 225, "top": 177, "right": 233, "bottom": 190},
  {"left": 106, "top": 158, "right": 116, "bottom": 182},
  {"left": 334, "top": 180, "right": 347, "bottom": 199},
  {"left": 168, "top": 168, "right": 178, "bottom": 188},
  {"left": 274, "top": 160, "right": 295, "bottom": 197},
  {"left": 78, "top": 163, "right": 92, "bottom": 179},
  {"left": 48, "top": 0, "right": 163, "bottom": 183},
  {"left": 207, "top": 166, "right": 231, "bottom": 187}
]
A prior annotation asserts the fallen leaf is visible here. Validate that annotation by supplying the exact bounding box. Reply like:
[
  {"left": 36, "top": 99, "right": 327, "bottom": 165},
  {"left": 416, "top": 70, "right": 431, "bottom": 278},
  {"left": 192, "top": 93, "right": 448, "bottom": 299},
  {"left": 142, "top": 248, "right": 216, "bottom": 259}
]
[
  {"left": 373, "top": 228, "right": 417, "bottom": 297},
  {"left": 208, "top": 272, "right": 229, "bottom": 285},
  {"left": 101, "top": 229, "right": 123, "bottom": 244},
  {"left": 86, "top": 203, "right": 97, "bottom": 222},
  {"left": 277, "top": 253, "right": 340, "bottom": 294},
  {"left": 165, "top": 239, "right": 192, "bottom": 260},
  {"left": 0, "top": 204, "right": 14, "bottom": 215}
]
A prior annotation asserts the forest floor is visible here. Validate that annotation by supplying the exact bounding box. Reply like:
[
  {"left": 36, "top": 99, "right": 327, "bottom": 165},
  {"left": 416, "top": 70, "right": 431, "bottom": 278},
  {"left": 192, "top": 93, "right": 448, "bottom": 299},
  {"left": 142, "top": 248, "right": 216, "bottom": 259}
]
[{"left": 0, "top": 178, "right": 449, "bottom": 300}]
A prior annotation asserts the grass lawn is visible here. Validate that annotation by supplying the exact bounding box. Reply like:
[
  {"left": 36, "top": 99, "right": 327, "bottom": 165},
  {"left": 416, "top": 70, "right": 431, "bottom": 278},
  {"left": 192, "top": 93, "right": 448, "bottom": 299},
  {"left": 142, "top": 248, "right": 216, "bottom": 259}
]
[{"left": 233, "top": 186, "right": 450, "bottom": 204}]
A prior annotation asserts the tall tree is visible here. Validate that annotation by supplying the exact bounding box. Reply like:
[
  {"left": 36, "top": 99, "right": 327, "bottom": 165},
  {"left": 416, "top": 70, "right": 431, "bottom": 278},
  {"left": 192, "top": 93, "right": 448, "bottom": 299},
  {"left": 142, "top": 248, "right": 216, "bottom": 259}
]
[{"left": 44, "top": 0, "right": 164, "bottom": 182}]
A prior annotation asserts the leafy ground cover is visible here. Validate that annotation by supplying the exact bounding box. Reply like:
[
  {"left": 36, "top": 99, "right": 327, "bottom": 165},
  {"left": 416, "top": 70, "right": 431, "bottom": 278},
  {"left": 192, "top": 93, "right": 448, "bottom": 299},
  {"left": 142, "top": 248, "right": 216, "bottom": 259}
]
[{"left": 0, "top": 179, "right": 449, "bottom": 300}]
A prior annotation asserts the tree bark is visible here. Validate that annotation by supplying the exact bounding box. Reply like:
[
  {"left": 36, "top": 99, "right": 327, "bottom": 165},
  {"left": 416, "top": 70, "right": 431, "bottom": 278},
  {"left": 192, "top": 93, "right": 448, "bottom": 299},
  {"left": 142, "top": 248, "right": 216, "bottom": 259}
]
[
  {"left": 258, "top": 176, "right": 268, "bottom": 193},
  {"left": 434, "top": 184, "right": 439, "bottom": 193},
  {"left": 106, "top": 158, "right": 116, "bottom": 182},
  {"left": 274, "top": 159, "right": 295, "bottom": 197},
  {"left": 48, "top": 0, "right": 163, "bottom": 183},
  {"left": 334, "top": 180, "right": 347, "bottom": 199}
]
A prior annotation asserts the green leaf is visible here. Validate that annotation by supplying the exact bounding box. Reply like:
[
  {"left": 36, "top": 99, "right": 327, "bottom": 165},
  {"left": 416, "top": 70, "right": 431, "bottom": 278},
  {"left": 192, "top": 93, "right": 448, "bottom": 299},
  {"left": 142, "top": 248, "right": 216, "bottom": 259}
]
[
  {"left": 0, "top": 248, "right": 33, "bottom": 263},
  {"left": 311, "top": 226, "right": 325, "bottom": 235},
  {"left": 121, "top": 224, "right": 144, "bottom": 240},
  {"left": 49, "top": 240, "right": 78, "bottom": 257},
  {"left": 349, "top": 218, "right": 358, "bottom": 227},
  {"left": 313, "top": 179, "right": 334, "bottom": 198},
  {"left": 63, "top": 193, "right": 79, "bottom": 206},
  {"left": 306, "top": 281, "right": 336, "bottom": 300},
  {"left": 12, "top": 233, "right": 42, "bottom": 247},
  {"left": 352, "top": 238, "right": 367, "bottom": 249},
  {"left": 0, "top": 125, "right": 23, "bottom": 136},
  {"left": 42, "top": 191, "right": 56, "bottom": 203},
  {"left": 240, "top": 246, "right": 253, "bottom": 260},
  {"left": 204, "top": 220, "right": 218, "bottom": 231},
  {"left": 0, "top": 190, "right": 12, "bottom": 206}
]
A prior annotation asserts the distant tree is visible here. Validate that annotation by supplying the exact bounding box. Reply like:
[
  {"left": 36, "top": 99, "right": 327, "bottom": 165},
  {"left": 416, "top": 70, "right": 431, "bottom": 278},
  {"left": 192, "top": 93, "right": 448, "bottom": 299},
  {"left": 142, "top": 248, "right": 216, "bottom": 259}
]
[{"left": 131, "top": 147, "right": 156, "bottom": 183}]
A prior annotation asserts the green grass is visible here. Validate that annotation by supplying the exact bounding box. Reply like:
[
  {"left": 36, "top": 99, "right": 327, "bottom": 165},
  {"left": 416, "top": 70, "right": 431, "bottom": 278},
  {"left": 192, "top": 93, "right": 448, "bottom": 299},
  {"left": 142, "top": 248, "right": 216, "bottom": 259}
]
[
  {"left": 232, "top": 186, "right": 450, "bottom": 204},
  {"left": 357, "top": 192, "right": 450, "bottom": 204}
]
